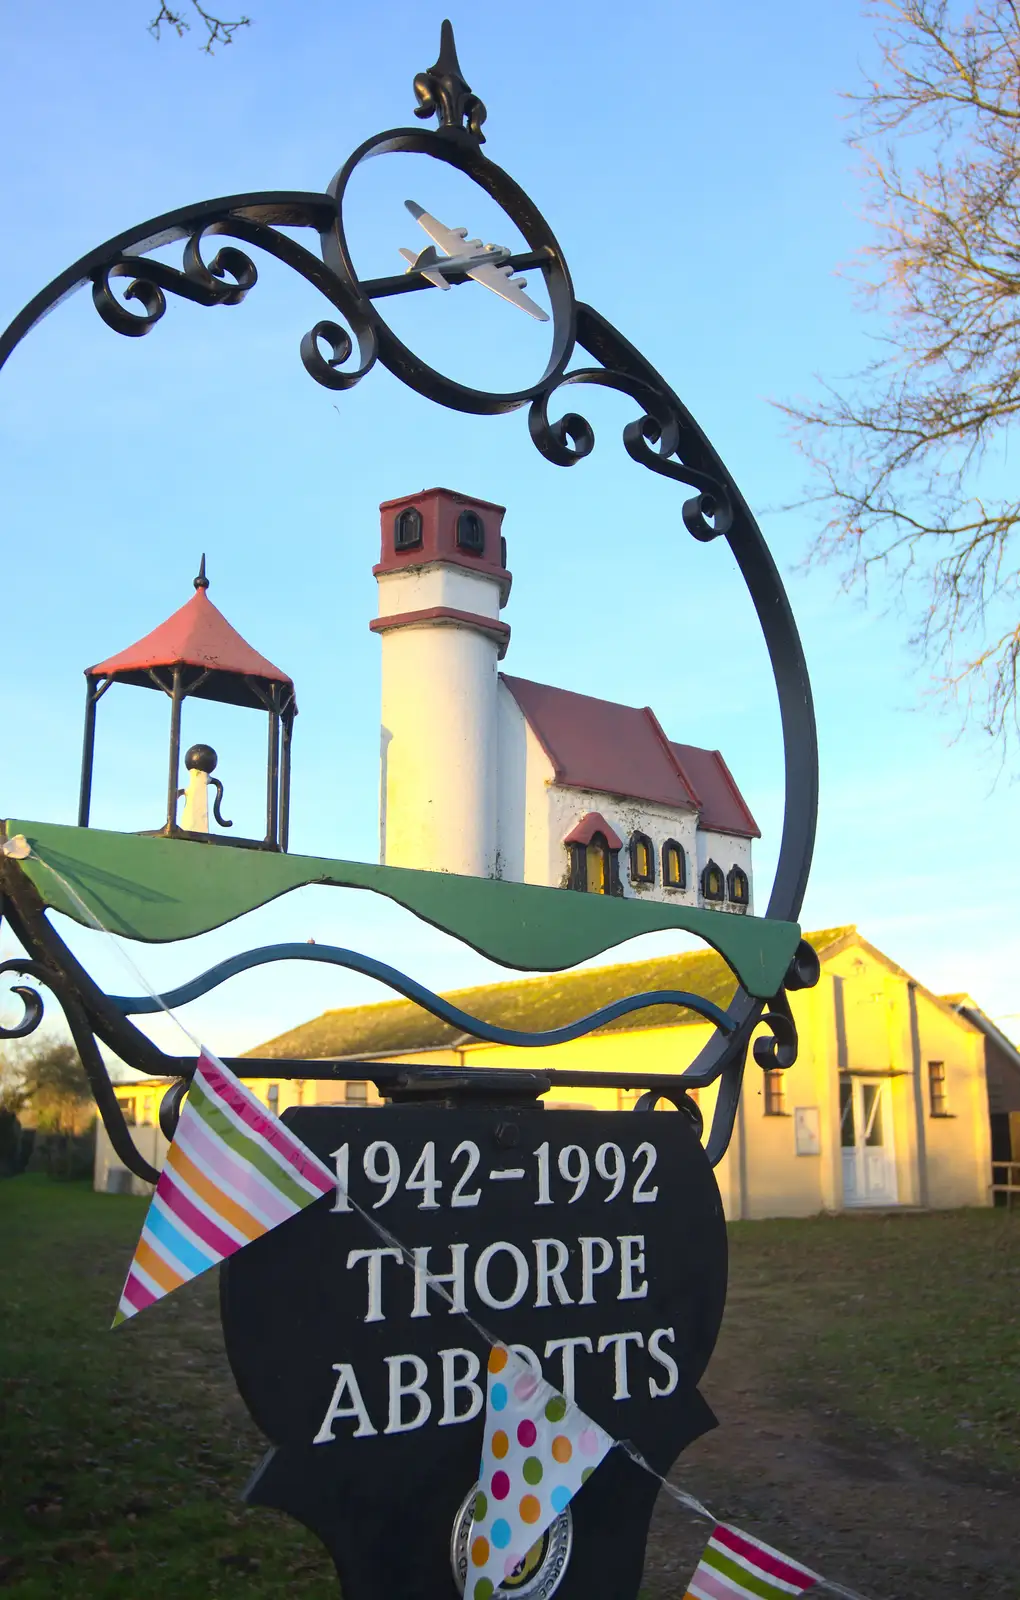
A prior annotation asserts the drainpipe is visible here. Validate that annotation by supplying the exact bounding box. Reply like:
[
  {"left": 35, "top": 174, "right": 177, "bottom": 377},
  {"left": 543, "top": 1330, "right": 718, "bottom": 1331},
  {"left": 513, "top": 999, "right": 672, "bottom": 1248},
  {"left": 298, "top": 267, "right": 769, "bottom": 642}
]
[
  {"left": 908, "top": 982, "right": 929, "bottom": 1208},
  {"left": 832, "top": 975, "right": 848, "bottom": 1211},
  {"left": 735, "top": 1070, "right": 748, "bottom": 1221}
]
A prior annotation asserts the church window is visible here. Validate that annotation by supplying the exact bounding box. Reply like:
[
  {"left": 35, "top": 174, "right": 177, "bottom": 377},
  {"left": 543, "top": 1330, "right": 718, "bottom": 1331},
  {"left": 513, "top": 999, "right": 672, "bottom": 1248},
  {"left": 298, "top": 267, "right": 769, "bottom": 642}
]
[
  {"left": 394, "top": 507, "right": 423, "bottom": 550},
  {"left": 568, "top": 833, "right": 622, "bottom": 896},
  {"left": 701, "top": 860, "right": 724, "bottom": 902},
  {"left": 662, "top": 839, "right": 686, "bottom": 890},
  {"left": 629, "top": 831, "right": 655, "bottom": 885},
  {"left": 456, "top": 509, "right": 485, "bottom": 553},
  {"left": 727, "top": 865, "right": 749, "bottom": 908}
]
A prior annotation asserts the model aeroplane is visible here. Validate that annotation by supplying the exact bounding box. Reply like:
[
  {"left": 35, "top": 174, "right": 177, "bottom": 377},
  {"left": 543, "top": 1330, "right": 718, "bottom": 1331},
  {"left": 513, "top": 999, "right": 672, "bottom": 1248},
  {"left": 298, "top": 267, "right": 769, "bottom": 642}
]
[{"left": 398, "top": 200, "right": 549, "bottom": 322}]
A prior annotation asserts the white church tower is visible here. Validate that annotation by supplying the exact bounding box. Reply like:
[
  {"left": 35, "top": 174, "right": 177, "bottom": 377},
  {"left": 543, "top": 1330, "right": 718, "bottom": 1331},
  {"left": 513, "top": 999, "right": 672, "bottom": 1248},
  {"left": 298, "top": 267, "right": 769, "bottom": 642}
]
[{"left": 371, "top": 487, "right": 511, "bottom": 877}]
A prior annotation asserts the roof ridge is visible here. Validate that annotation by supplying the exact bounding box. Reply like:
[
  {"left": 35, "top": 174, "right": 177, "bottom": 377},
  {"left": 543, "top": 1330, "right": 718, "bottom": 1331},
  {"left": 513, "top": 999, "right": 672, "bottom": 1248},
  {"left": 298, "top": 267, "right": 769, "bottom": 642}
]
[
  {"left": 642, "top": 706, "right": 701, "bottom": 808},
  {"left": 248, "top": 927, "right": 862, "bottom": 1060},
  {"left": 498, "top": 673, "right": 564, "bottom": 783},
  {"left": 705, "top": 747, "right": 760, "bottom": 838}
]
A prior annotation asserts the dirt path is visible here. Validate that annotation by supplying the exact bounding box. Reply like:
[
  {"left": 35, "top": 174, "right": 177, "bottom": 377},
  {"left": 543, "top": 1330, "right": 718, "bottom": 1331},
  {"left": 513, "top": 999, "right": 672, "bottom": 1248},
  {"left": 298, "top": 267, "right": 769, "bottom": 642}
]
[{"left": 640, "top": 1316, "right": 1019, "bottom": 1600}]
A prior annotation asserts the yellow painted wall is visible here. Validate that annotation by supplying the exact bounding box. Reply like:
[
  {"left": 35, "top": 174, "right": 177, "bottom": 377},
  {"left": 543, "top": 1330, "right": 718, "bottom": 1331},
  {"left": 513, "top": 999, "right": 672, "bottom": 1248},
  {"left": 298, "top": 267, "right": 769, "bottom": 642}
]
[
  {"left": 99, "top": 937, "right": 992, "bottom": 1216},
  {"left": 915, "top": 987, "right": 991, "bottom": 1207}
]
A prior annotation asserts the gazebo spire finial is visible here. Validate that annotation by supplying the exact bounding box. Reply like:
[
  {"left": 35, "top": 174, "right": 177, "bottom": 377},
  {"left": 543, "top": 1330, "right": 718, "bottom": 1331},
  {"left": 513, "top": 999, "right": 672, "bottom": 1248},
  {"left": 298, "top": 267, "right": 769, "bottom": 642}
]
[{"left": 194, "top": 554, "right": 209, "bottom": 592}]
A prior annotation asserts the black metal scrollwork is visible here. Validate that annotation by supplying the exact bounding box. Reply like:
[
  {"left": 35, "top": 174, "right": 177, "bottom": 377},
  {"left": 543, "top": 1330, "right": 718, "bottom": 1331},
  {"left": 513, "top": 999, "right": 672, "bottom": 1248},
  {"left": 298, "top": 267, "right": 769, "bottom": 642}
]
[
  {"left": 182, "top": 228, "right": 258, "bottom": 304},
  {"left": 526, "top": 360, "right": 734, "bottom": 542},
  {"left": 0, "top": 22, "right": 820, "bottom": 1170},
  {"left": 747, "top": 938, "right": 821, "bottom": 1076},
  {"left": 91, "top": 228, "right": 259, "bottom": 337},
  {"left": 784, "top": 938, "right": 822, "bottom": 992},
  {"left": 299, "top": 317, "right": 378, "bottom": 391},
  {"left": 527, "top": 367, "right": 676, "bottom": 468},
  {"left": 159, "top": 1079, "right": 190, "bottom": 1140},
  {"left": 0, "top": 960, "right": 45, "bottom": 1039},
  {"left": 0, "top": 951, "right": 159, "bottom": 1184},
  {"left": 752, "top": 985, "right": 799, "bottom": 1072},
  {"left": 633, "top": 1088, "right": 705, "bottom": 1138}
]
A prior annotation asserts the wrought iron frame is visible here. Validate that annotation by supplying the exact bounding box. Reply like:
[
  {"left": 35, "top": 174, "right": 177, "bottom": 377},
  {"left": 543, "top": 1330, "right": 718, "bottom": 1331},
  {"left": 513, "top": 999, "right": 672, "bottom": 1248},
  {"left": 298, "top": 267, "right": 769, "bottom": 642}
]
[{"left": 0, "top": 22, "right": 819, "bottom": 1180}]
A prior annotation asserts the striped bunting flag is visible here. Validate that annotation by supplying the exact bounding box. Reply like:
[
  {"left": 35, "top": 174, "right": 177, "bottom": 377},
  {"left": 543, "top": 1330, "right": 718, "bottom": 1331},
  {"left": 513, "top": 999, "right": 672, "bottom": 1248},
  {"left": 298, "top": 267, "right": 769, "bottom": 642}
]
[
  {"left": 114, "top": 1050, "right": 334, "bottom": 1325},
  {"left": 684, "top": 1524, "right": 818, "bottom": 1600}
]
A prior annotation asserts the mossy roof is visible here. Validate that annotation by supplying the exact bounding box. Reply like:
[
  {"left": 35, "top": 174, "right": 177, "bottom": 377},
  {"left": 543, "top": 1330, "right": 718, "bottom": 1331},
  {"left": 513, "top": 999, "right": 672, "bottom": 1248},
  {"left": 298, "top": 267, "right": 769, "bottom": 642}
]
[{"left": 248, "top": 926, "right": 857, "bottom": 1062}]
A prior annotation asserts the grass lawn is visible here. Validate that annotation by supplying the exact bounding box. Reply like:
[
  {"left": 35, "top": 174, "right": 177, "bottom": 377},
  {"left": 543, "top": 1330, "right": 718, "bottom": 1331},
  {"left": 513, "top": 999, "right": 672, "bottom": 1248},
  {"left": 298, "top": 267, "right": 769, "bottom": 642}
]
[
  {"left": 1, "top": 1177, "right": 338, "bottom": 1598},
  {"left": 726, "top": 1208, "right": 1020, "bottom": 1474},
  {"left": 1, "top": 1177, "right": 1017, "bottom": 1598}
]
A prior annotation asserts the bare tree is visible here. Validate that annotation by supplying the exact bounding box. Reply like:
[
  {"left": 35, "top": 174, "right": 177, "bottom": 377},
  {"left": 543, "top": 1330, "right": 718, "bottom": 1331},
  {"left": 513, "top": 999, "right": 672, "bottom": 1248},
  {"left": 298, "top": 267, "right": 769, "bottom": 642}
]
[
  {"left": 781, "top": 0, "right": 1020, "bottom": 753},
  {"left": 0, "top": 1039, "right": 93, "bottom": 1134},
  {"left": 149, "top": 1, "right": 251, "bottom": 52}
]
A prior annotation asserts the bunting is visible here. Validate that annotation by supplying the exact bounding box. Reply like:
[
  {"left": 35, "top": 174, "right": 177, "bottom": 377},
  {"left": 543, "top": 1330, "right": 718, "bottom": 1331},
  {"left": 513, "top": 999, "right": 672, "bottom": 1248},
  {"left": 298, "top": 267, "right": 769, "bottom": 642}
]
[
  {"left": 114, "top": 1050, "right": 334, "bottom": 1325},
  {"left": 684, "top": 1523, "right": 819, "bottom": 1599},
  {"left": 468, "top": 1344, "right": 613, "bottom": 1598}
]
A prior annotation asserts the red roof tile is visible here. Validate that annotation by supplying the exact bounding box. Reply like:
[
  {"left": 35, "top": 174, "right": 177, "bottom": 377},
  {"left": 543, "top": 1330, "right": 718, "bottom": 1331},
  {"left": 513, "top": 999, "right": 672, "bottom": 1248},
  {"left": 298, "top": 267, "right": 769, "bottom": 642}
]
[
  {"left": 670, "top": 743, "right": 760, "bottom": 838},
  {"left": 562, "top": 812, "right": 624, "bottom": 849},
  {"left": 89, "top": 586, "right": 292, "bottom": 708},
  {"left": 501, "top": 676, "right": 698, "bottom": 809}
]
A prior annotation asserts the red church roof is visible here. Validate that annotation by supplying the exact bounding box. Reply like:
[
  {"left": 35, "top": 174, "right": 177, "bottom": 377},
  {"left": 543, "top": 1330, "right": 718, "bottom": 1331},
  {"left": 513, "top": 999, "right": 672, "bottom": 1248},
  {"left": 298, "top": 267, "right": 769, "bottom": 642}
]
[
  {"left": 500, "top": 675, "right": 758, "bottom": 836},
  {"left": 88, "top": 566, "right": 292, "bottom": 711},
  {"left": 670, "top": 743, "right": 760, "bottom": 839}
]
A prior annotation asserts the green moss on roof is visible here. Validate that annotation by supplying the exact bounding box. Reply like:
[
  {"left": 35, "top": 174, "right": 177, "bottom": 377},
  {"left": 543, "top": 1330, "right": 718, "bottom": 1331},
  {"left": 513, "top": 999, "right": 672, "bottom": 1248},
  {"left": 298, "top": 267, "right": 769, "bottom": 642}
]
[{"left": 248, "top": 926, "right": 856, "bottom": 1063}]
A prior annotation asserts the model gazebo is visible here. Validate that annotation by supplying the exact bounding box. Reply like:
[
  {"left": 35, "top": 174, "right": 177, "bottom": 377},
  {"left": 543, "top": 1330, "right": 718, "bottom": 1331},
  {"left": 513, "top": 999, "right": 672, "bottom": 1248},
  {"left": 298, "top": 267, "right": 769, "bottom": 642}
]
[{"left": 78, "top": 557, "right": 296, "bottom": 852}]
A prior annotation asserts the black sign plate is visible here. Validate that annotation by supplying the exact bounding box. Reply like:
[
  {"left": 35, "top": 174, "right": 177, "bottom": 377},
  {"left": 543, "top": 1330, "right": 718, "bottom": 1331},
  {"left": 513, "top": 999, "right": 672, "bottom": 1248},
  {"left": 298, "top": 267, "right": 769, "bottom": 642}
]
[{"left": 220, "top": 1105, "right": 727, "bottom": 1600}]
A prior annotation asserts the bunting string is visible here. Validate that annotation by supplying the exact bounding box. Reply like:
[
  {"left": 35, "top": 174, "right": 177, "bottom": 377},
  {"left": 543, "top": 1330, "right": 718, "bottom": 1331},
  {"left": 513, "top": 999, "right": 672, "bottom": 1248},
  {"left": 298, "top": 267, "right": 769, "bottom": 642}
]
[{"left": 2, "top": 835, "right": 874, "bottom": 1600}]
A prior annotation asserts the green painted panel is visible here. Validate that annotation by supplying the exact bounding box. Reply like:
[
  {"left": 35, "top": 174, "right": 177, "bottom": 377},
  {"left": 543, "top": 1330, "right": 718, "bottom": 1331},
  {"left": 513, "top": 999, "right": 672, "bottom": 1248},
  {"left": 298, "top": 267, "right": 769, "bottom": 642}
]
[{"left": 3, "top": 820, "right": 799, "bottom": 997}]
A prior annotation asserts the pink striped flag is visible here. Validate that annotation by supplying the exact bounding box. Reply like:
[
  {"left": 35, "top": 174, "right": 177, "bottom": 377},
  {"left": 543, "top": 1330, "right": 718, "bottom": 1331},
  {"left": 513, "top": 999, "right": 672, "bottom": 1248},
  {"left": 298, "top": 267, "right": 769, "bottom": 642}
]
[
  {"left": 114, "top": 1050, "right": 334, "bottom": 1325},
  {"left": 684, "top": 1524, "right": 818, "bottom": 1599}
]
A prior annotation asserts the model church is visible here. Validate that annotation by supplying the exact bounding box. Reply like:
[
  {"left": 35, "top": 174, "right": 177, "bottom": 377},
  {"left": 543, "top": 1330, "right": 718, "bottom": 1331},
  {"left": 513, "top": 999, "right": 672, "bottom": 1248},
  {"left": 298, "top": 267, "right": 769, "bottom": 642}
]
[{"left": 371, "top": 487, "right": 758, "bottom": 912}]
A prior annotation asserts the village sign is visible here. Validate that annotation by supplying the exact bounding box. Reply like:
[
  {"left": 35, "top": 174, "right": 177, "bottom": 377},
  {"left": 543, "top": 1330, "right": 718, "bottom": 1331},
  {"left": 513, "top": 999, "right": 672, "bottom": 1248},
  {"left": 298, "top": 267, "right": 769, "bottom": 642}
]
[{"left": 0, "top": 23, "right": 819, "bottom": 1600}]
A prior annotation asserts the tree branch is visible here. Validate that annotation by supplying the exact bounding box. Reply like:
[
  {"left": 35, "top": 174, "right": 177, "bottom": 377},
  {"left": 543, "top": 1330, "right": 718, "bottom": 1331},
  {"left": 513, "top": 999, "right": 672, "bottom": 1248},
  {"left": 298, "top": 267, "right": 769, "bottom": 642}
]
[
  {"left": 780, "top": 0, "right": 1020, "bottom": 753},
  {"left": 148, "top": 1, "right": 251, "bottom": 52}
]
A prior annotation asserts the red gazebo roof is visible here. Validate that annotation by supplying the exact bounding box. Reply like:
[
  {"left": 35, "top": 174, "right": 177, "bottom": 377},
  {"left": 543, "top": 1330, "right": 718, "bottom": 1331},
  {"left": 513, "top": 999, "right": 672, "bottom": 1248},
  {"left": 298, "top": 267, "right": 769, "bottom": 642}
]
[{"left": 88, "top": 563, "right": 293, "bottom": 711}]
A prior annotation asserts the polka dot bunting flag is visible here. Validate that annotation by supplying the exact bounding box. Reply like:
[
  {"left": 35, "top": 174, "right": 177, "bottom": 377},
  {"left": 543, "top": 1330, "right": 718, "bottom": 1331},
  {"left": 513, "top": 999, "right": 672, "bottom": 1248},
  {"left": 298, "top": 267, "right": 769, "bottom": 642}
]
[{"left": 468, "top": 1344, "right": 614, "bottom": 1598}]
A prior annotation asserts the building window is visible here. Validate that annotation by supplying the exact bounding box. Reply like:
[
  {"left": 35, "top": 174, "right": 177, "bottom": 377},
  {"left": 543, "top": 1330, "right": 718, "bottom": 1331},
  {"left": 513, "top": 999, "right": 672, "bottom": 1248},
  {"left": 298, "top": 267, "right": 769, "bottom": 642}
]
[
  {"left": 345, "top": 1080, "right": 369, "bottom": 1104},
  {"left": 928, "top": 1061, "right": 949, "bottom": 1116},
  {"left": 629, "top": 831, "right": 655, "bottom": 885},
  {"left": 456, "top": 509, "right": 485, "bottom": 553},
  {"left": 662, "top": 839, "right": 686, "bottom": 890},
  {"left": 267, "top": 1083, "right": 280, "bottom": 1116},
  {"left": 727, "top": 865, "right": 749, "bottom": 908},
  {"left": 862, "top": 1082, "right": 884, "bottom": 1145},
  {"left": 121, "top": 1097, "right": 136, "bottom": 1126},
  {"left": 394, "top": 507, "right": 423, "bottom": 550},
  {"left": 568, "top": 833, "right": 621, "bottom": 896},
  {"left": 701, "top": 859, "right": 724, "bottom": 901},
  {"left": 763, "top": 1069, "right": 786, "bottom": 1115},
  {"left": 839, "top": 1078, "right": 855, "bottom": 1146}
]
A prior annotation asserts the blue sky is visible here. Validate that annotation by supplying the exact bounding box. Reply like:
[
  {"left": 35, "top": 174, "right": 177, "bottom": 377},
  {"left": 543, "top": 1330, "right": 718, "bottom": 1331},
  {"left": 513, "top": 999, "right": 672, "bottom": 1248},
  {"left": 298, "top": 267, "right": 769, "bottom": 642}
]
[{"left": 1, "top": 0, "right": 1016, "bottom": 1059}]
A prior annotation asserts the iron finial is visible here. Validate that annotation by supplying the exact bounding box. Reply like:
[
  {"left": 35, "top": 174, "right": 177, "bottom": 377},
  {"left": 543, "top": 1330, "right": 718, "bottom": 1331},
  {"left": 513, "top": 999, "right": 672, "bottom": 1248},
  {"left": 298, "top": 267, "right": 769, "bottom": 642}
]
[
  {"left": 194, "top": 553, "right": 209, "bottom": 591},
  {"left": 413, "top": 20, "right": 487, "bottom": 143}
]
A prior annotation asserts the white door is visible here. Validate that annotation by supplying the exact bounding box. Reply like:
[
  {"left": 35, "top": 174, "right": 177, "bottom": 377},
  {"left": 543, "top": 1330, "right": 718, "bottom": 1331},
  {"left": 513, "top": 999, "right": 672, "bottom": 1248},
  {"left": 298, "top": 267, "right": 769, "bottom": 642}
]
[{"left": 840, "top": 1078, "right": 898, "bottom": 1207}]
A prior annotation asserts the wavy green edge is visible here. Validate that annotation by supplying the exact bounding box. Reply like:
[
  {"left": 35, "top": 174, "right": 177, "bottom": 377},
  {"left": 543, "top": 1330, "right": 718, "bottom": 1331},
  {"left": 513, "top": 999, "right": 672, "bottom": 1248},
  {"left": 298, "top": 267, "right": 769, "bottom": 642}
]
[{"left": 2, "top": 821, "right": 799, "bottom": 998}]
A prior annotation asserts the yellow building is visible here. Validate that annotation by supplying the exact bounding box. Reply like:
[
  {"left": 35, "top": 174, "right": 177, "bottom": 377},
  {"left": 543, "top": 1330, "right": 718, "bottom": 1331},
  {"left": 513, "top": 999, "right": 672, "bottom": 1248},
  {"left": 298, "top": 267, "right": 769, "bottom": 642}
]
[{"left": 98, "top": 926, "right": 993, "bottom": 1216}]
